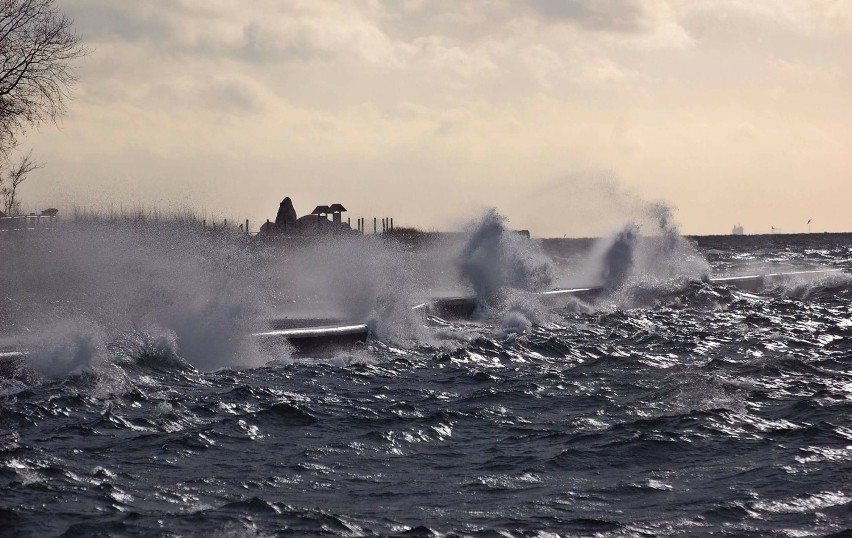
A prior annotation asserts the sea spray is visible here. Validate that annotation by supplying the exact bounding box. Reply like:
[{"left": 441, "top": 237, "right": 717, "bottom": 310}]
[
  {"left": 0, "top": 221, "right": 272, "bottom": 371},
  {"left": 264, "top": 235, "right": 429, "bottom": 346},
  {"left": 586, "top": 202, "right": 710, "bottom": 308},
  {"left": 457, "top": 209, "right": 554, "bottom": 332},
  {"left": 23, "top": 318, "right": 109, "bottom": 379},
  {"left": 600, "top": 223, "right": 639, "bottom": 294}
]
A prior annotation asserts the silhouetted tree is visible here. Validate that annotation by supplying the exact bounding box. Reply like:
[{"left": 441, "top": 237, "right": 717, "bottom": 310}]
[
  {"left": 1, "top": 149, "right": 41, "bottom": 214},
  {"left": 0, "top": 0, "right": 85, "bottom": 213}
]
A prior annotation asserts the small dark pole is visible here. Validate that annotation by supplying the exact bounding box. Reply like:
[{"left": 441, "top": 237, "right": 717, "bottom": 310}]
[
  {"left": 246, "top": 219, "right": 249, "bottom": 234},
  {"left": 347, "top": 217, "right": 350, "bottom": 228},
  {"left": 390, "top": 218, "right": 393, "bottom": 232},
  {"left": 374, "top": 217, "right": 377, "bottom": 234},
  {"left": 224, "top": 219, "right": 227, "bottom": 229},
  {"left": 203, "top": 219, "right": 206, "bottom": 228}
]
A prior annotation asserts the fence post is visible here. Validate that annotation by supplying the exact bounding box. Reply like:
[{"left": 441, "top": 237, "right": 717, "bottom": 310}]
[
  {"left": 246, "top": 219, "right": 249, "bottom": 234},
  {"left": 390, "top": 218, "right": 393, "bottom": 232},
  {"left": 374, "top": 217, "right": 377, "bottom": 234}
]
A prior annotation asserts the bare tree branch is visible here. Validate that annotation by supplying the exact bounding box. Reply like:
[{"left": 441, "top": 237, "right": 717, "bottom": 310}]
[
  {"left": 1, "top": 149, "right": 42, "bottom": 214},
  {"left": 0, "top": 0, "right": 86, "bottom": 159}
]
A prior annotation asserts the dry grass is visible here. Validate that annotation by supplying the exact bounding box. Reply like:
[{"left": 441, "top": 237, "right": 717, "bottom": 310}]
[
  {"left": 66, "top": 205, "right": 251, "bottom": 231},
  {"left": 384, "top": 225, "right": 426, "bottom": 235}
]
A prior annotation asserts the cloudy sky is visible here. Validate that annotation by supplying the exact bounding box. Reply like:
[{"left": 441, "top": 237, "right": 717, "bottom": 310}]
[{"left": 19, "top": 0, "right": 852, "bottom": 236}]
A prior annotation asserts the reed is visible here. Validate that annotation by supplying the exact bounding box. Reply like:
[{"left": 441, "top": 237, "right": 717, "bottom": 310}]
[{"left": 66, "top": 205, "right": 247, "bottom": 232}]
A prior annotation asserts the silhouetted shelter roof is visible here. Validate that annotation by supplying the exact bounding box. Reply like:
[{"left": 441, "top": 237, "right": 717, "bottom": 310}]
[
  {"left": 311, "top": 205, "right": 331, "bottom": 215},
  {"left": 328, "top": 204, "right": 347, "bottom": 213}
]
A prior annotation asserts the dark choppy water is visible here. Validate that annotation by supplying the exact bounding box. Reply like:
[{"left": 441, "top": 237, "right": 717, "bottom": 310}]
[{"left": 3, "top": 234, "right": 852, "bottom": 536}]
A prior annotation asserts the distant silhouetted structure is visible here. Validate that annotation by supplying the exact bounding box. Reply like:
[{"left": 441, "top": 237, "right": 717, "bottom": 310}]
[
  {"left": 731, "top": 224, "right": 744, "bottom": 235},
  {"left": 328, "top": 203, "right": 346, "bottom": 225},
  {"left": 275, "top": 198, "right": 297, "bottom": 228},
  {"left": 311, "top": 205, "right": 331, "bottom": 217},
  {"left": 260, "top": 197, "right": 353, "bottom": 236}
]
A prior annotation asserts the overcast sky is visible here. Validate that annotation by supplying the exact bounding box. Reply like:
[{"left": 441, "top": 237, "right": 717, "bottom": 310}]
[{"left": 19, "top": 0, "right": 852, "bottom": 236}]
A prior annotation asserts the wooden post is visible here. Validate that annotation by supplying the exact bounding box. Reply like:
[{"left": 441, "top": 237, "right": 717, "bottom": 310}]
[
  {"left": 390, "top": 218, "right": 393, "bottom": 232},
  {"left": 246, "top": 219, "right": 249, "bottom": 234},
  {"left": 203, "top": 219, "right": 206, "bottom": 228},
  {"left": 373, "top": 217, "right": 377, "bottom": 234}
]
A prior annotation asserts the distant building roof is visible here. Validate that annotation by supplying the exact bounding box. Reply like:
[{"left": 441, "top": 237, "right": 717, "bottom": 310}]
[
  {"left": 328, "top": 203, "right": 347, "bottom": 213},
  {"left": 311, "top": 205, "right": 331, "bottom": 215}
]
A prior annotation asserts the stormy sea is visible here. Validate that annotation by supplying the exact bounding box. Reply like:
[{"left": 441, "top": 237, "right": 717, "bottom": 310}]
[{"left": 2, "top": 213, "right": 852, "bottom": 537}]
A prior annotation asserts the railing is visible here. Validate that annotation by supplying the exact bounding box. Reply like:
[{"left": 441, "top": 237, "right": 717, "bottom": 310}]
[{"left": 0, "top": 215, "right": 58, "bottom": 232}]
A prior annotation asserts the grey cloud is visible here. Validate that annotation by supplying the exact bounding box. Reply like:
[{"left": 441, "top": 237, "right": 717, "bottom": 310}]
[
  {"left": 527, "top": 0, "right": 648, "bottom": 32},
  {"left": 238, "top": 21, "right": 342, "bottom": 64},
  {"left": 61, "top": 1, "right": 176, "bottom": 43},
  {"left": 376, "top": 0, "right": 649, "bottom": 41},
  {"left": 200, "top": 80, "right": 266, "bottom": 114}
]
